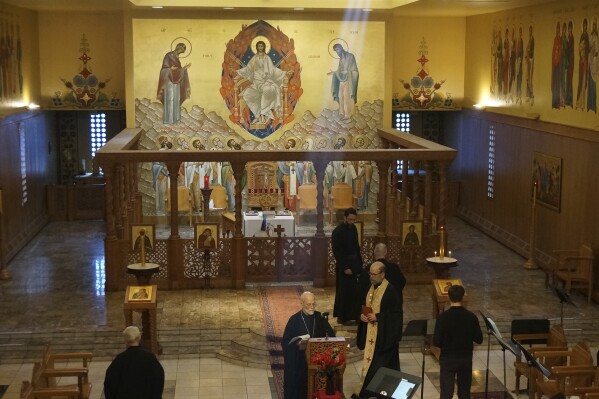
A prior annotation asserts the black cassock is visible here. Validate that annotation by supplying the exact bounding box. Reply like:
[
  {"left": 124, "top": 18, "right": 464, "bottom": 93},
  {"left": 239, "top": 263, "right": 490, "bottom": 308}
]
[
  {"left": 104, "top": 346, "right": 164, "bottom": 399},
  {"left": 282, "top": 310, "right": 335, "bottom": 399},
  {"left": 356, "top": 283, "right": 402, "bottom": 397},
  {"left": 332, "top": 222, "right": 363, "bottom": 323}
]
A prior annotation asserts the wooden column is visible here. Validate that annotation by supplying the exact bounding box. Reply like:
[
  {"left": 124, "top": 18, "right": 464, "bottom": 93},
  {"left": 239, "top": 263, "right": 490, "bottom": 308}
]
[
  {"left": 312, "top": 160, "right": 328, "bottom": 287},
  {"left": 386, "top": 144, "right": 398, "bottom": 235},
  {"left": 410, "top": 161, "right": 420, "bottom": 219},
  {"left": 423, "top": 161, "right": 433, "bottom": 235},
  {"left": 166, "top": 162, "right": 183, "bottom": 289},
  {"left": 134, "top": 163, "right": 143, "bottom": 224},
  {"left": 101, "top": 162, "right": 119, "bottom": 291},
  {"left": 113, "top": 163, "right": 123, "bottom": 239},
  {"left": 438, "top": 161, "right": 449, "bottom": 228},
  {"left": 400, "top": 157, "right": 408, "bottom": 219},
  {"left": 231, "top": 162, "right": 247, "bottom": 289},
  {"left": 375, "top": 160, "right": 389, "bottom": 239},
  {"left": 119, "top": 164, "right": 129, "bottom": 240}
]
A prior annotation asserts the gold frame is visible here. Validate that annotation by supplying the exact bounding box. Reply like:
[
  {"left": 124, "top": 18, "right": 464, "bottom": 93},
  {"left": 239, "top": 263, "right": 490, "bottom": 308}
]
[
  {"left": 401, "top": 220, "right": 422, "bottom": 246},
  {"left": 131, "top": 224, "right": 155, "bottom": 252},
  {"left": 195, "top": 223, "right": 219, "bottom": 251},
  {"left": 127, "top": 285, "right": 153, "bottom": 302},
  {"left": 355, "top": 221, "right": 364, "bottom": 247},
  {"left": 532, "top": 151, "right": 562, "bottom": 212},
  {"left": 435, "top": 279, "right": 462, "bottom": 295}
]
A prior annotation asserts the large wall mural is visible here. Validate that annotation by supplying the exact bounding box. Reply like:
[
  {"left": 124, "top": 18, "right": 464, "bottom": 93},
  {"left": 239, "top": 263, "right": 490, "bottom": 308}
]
[
  {"left": 0, "top": 11, "right": 23, "bottom": 106},
  {"left": 133, "top": 19, "right": 385, "bottom": 216},
  {"left": 220, "top": 20, "right": 302, "bottom": 139}
]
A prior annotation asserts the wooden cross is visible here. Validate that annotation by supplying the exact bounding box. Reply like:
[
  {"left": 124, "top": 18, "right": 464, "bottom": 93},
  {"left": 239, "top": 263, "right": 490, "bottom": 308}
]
[
  {"left": 274, "top": 224, "right": 285, "bottom": 238},
  {"left": 369, "top": 338, "right": 375, "bottom": 345}
]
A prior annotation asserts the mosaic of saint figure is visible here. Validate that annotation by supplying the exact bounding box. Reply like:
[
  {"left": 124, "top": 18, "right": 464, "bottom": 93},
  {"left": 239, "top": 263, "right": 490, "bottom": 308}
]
[{"left": 220, "top": 20, "right": 303, "bottom": 139}]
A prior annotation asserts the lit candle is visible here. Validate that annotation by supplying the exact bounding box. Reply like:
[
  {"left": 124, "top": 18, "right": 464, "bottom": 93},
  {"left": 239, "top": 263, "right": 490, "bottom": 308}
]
[
  {"left": 434, "top": 250, "right": 437, "bottom": 258},
  {"left": 533, "top": 180, "right": 537, "bottom": 207},
  {"left": 204, "top": 175, "right": 210, "bottom": 189},
  {"left": 449, "top": 250, "right": 452, "bottom": 258}
]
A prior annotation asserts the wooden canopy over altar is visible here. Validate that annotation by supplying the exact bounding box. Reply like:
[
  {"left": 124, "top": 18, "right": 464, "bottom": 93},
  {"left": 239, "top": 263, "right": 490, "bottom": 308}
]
[{"left": 95, "top": 128, "right": 456, "bottom": 291}]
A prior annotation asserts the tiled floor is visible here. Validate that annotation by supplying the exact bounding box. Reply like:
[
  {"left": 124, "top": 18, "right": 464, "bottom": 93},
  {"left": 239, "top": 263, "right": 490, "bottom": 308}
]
[{"left": 1, "top": 217, "right": 599, "bottom": 398}]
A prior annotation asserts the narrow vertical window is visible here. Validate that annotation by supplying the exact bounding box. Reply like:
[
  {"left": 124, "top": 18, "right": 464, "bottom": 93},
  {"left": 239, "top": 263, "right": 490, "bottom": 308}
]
[
  {"left": 19, "top": 123, "right": 27, "bottom": 205},
  {"left": 487, "top": 124, "right": 495, "bottom": 199},
  {"left": 393, "top": 112, "right": 411, "bottom": 172},
  {"left": 90, "top": 113, "right": 107, "bottom": 158}
]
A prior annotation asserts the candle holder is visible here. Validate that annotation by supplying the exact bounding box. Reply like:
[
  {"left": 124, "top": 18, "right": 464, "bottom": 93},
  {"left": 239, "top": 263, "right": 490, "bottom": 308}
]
[
  {"left": 439, "top": 226, "right": 445, "bottom": 261},
  {"left": 201, "top": 188, "right": 213, "bottom": 223}
]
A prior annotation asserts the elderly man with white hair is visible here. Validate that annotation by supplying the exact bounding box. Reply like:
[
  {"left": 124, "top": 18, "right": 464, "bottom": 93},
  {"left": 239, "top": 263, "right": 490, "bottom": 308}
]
[
  {"left": 282, "top": 291, "right": 335, "bottom": 399},
  {"left": 104, "top": 326, "right": 164, "bottom": 399}
]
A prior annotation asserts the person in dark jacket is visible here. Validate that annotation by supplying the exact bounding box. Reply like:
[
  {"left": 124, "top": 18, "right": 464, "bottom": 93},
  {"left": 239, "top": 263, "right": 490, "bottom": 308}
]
[
  {"left": 104, "top": 326, "right": 164, "bottom": 399},
  {"left": 332, "top": 207, "right": 362, "bottom": 325},
  {"left": 433, "top": 285, "right": 483, "bottom": 399}
]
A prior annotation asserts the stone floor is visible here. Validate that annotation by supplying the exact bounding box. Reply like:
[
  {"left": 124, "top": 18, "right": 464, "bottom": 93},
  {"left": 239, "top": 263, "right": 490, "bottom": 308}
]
[{"left": 0, "top": 216, "right": 598, "bottom": 399}]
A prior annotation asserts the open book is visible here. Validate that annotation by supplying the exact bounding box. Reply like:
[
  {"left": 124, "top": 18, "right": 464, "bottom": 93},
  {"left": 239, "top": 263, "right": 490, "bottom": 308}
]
[{"left": 288, "top": 334, "right": 310, "bottom": 350}]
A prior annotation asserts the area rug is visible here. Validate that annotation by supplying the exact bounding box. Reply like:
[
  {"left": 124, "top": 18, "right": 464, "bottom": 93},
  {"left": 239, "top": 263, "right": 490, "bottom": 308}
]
[{"left": 258, "top": 286, "right": 305, "bottom": 399}]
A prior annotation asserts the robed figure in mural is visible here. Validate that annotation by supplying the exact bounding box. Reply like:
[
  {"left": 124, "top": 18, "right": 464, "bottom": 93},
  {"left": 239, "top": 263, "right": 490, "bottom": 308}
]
[
  {"left": 576, "top": 19, "right": 590, "bottom": 110},
  {"left": 588, "top": 18, "right": 598, "bottom": 113},
  {"left": 525, "top": 25, "right": 535, "bottom": 101},
  {"left": 329, "top": 43, "right": 359, "bottom": 119},
  {"left": 551, "top": 22, "right": 562, "bottom": 109},
  {"left": 236, "top": 40, "right": 289, "bottom": 125},
  {"left": 157, "top": 42, "right": 191, "bottom": 124}
]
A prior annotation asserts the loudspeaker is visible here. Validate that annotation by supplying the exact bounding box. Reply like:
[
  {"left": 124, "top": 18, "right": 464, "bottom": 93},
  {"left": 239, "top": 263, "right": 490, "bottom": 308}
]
[{"left": 363, "top": 367, "right": 421, "bottom": 399}]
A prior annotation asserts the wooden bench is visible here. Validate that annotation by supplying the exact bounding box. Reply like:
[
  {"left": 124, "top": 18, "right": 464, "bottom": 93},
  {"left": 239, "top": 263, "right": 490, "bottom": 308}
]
[
  {"left": 22, "top": 345, "right": 93, "bottom": 399},
  {"left": 20, "top": 380, "right": 80, "bottom": 399}
]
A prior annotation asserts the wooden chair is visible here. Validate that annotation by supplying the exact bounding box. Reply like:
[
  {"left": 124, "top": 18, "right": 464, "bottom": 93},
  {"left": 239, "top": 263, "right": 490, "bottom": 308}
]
[
  {"left": 209, "top": 184, "right": 229, "bottom": 211},
  {"left": 535, "top": 342, "right": 594, "bottom": 399},
  {"left": 296, "top": 183, "right": 317, "bottom": 226},
  {"left": 30, "top": 345, "right": 94, "bottom": 399},
  {"left": 165, "top": 185, "right": 193, "bottom": 226},
  {"left": 574, "top": 367, "right": 599, "bottom": 398},
  {"left": 512, "top": 320, "right": 568, "bottom": 398},
  {"left": 329, "top": 182, "right": 356, "bottom": 224},
  {"left": 21, "top": 381, "right": 80, "bottom": 399},
  {"left": 551, "top": 244, "right": 594, "bottom": 303}
]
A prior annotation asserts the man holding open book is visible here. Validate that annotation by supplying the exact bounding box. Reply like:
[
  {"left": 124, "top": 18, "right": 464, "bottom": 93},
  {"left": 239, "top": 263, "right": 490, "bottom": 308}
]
[
  {"left": 282, "top": 291, "right": 335, "bottom": 399},
  {"left": 354, "top": 261, "right": 402, "bottom": 398}
]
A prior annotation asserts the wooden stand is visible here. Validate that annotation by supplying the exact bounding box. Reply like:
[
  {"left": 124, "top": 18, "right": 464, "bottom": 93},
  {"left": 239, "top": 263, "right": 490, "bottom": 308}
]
[
  {"left": 201, "top": 188, "right": 213, "bottom": 223},
  {"left": 124, "top": 285, "right": 160, "bottom": 355},
  {"left": 432, "top": 278, "right": 468, "bottom": 318},
  {"left": 306, "top": 338, "right": 346, "bottom": 399}
]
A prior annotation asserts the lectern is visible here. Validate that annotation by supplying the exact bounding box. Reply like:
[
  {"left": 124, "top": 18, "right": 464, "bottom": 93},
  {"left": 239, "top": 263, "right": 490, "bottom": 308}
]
[{"left": 306, "top": 337, "right": 346, "bottom": 399}]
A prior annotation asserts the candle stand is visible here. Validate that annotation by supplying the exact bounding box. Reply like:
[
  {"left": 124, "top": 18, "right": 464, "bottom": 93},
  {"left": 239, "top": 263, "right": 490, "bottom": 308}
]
[{"left": 201, "top": 188, "right": 213, "bottom": 223}]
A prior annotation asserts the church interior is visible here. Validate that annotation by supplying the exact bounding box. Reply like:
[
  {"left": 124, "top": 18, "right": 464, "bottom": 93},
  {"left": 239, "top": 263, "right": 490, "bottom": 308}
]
[{"left": 1, "top": 0, "right": 599, "bottom": 398}]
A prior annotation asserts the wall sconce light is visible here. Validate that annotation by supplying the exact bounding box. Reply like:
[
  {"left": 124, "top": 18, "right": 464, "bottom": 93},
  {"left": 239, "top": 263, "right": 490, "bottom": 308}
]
[
  {"left": 473, "top": 103, "right": 486, "bottom": 110},
  {"left": 525, "top": 112, "right": 540, "bottom": 120}
]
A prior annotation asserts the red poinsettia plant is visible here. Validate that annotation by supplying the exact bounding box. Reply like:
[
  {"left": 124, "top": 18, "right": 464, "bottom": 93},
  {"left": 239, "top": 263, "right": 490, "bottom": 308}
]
[{"left": 310, "top": 347, "right": 346, "bottom": 376}]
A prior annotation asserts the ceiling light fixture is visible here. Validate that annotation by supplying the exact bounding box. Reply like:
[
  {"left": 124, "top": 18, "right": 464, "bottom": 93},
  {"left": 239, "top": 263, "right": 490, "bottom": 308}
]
[
  {"left": 151, "top": 6, "right": 163, "bottom": 8},
  {"left": 224, "top": 7, "right": 235, "bottom": 9},
  {"left": 294, "top": 7, "right": 304, "bottom": 10},
  {"left": 363, "top": 8, "right": 373, "bottom": 12}
]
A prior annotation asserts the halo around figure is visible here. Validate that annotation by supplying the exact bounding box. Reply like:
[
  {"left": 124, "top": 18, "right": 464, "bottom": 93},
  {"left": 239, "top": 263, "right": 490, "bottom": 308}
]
[
  {"left": 328, "top": 38, "right": 349, "bottom": 59},
  {"left": 251, "top": 35, "right": 272, "bottom": 54},
  {"left": 171, "top": 37, "right": 192, "bottom": 58}
]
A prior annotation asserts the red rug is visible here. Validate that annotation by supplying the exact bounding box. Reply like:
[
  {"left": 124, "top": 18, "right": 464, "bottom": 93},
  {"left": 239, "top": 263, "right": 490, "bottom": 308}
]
[{"left": 258, "top": 286, "right": 305, "bottom": 399}]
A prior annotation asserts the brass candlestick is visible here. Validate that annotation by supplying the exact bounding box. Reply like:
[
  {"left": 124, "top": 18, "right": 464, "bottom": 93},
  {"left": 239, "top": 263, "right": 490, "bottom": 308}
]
[
  {"left": 201, "top": 188, "right": 213, "bottom": 223},
  {"left": 439, "top": 226, "right": 445, "bottom": 260},
  {"left": 524, "top": 182, "right": 538, "bottom": 269}
]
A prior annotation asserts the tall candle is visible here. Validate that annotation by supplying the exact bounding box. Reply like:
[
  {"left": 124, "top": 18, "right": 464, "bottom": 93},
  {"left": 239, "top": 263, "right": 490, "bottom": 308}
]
[
  {"left": 439, "top": 226, "right": 445, "bottom": 260},
  {"left": 204, "top": 175, "right": 210, "bottom": 189},
  {"left": 139, "top": 229, "right": 146, "bottom": 266}
]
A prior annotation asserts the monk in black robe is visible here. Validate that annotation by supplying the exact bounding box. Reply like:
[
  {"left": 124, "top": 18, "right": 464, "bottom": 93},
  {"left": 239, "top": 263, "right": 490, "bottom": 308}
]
[
  {"left": 332, "top": 207, "right": 362, "bottom": 324},
  {"left": 104, "top": 326, "right": 164, "bottom": 399},
  {"left": 355, "top": 261, "right": 402, "bottom": 398},
  {"left": 282, "top": 291, "right": 335, "bottom": 399}
]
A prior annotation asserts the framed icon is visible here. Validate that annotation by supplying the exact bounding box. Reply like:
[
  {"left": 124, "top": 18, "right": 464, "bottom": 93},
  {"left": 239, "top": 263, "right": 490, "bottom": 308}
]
[
  {"left": 402, "top": 221, "right": 422, "bottom": 246},
  {"left": 131, "top": 225, "right": 155, "bottom": 252},
  {"left": 195, "top": 223, "right": 219, "bottom": 251},
  {"left": 127, "top": 285, "right": 153, "bottom": 302}
]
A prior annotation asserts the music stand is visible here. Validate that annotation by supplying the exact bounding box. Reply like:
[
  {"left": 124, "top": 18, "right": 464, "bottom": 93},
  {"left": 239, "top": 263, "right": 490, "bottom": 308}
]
[
  {"left": 514, "top": 340, "right": 551, "bottom": 378},
  {"left": 402, "top": 320, "right": 430, "bottom": 399},
  {"left": 364, "top": 367, "right": 422, "bottom": 399},
  {"left": 480, "top": 311, "right": 520, "bottom": 399},
  {"left": 552, "top": 285, "right": 577, "bottom": 326}
]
